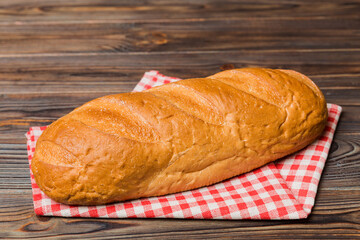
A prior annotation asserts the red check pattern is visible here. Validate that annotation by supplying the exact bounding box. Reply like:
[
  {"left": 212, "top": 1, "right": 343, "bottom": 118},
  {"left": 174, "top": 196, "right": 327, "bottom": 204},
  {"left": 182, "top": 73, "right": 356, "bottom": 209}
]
[{"left": 26, "top": 71, "right": 342, "bottom": 219}]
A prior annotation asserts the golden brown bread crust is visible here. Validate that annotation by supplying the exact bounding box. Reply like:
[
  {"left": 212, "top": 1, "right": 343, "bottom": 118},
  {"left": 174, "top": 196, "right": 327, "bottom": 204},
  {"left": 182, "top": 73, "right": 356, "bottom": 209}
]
[{"left": 32, "top": 68, "right": 328, "bottom": 205}]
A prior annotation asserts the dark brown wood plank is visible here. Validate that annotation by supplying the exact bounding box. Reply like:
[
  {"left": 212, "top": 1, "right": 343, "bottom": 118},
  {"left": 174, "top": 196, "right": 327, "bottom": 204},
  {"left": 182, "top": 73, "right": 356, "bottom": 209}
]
[
  {"left": 0, "top": 0, "right": 359, "bottom": 23},
  {"left": 1, "top": 68, "right": 360, "bottom": 94},
  {"left": 1, "top": 70, "right": 360, "bottom": 96},
  {"left": 0, "top": 16, "right": 359, "bottom": 54},
  {"left": 0, "top": 49, "right": 359, "bottom": 74}
]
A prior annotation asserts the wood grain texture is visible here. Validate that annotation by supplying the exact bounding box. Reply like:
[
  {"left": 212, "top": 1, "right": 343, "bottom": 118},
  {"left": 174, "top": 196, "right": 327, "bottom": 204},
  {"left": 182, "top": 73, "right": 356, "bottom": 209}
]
[
  {"left": 0, "top": 0, "right": 359, "bottom": 23},
  {"left": 0, "top": 17, "right": 360, "bottom": 54},
  {"left": 0, "top": 0, "right": 359, "bottom": 239}
]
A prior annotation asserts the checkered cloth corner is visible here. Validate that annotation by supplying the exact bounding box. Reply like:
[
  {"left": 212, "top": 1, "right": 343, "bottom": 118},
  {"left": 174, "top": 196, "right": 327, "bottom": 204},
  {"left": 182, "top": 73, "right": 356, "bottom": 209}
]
[
  {"left": 26, "top": 71, "right": 342, "bottom": 220},
  {"left": 133, "top": 70, "right": 181, "bottom": 92}
]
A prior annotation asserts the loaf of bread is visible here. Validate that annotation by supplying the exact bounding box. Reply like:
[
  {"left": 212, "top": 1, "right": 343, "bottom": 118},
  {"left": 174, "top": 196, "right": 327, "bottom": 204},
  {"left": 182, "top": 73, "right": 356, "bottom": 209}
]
[{"left": 32, "top": 68, "right": 327, "bottom": 205}]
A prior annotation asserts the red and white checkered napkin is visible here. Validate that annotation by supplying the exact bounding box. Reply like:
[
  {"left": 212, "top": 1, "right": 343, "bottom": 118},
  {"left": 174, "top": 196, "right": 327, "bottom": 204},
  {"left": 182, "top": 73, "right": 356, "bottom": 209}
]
[{"left": 26, "top": 71, "right": 342, "bottom": 220}]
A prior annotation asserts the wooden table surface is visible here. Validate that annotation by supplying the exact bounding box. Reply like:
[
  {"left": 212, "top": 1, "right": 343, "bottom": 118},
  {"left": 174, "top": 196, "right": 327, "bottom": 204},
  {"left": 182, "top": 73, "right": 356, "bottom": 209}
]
[{"left": 1, "top": 0, "right": 360, "bottom": 239}]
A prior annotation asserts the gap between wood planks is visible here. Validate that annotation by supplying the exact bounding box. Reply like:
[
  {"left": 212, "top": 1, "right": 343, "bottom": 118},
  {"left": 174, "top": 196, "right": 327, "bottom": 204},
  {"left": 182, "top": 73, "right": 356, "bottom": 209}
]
[
  {"left": 0, "top": 48, "right": 359, "bottom": 58},
  {"left": 0, "top": 15, "right": 358, "bottom": 26}
]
